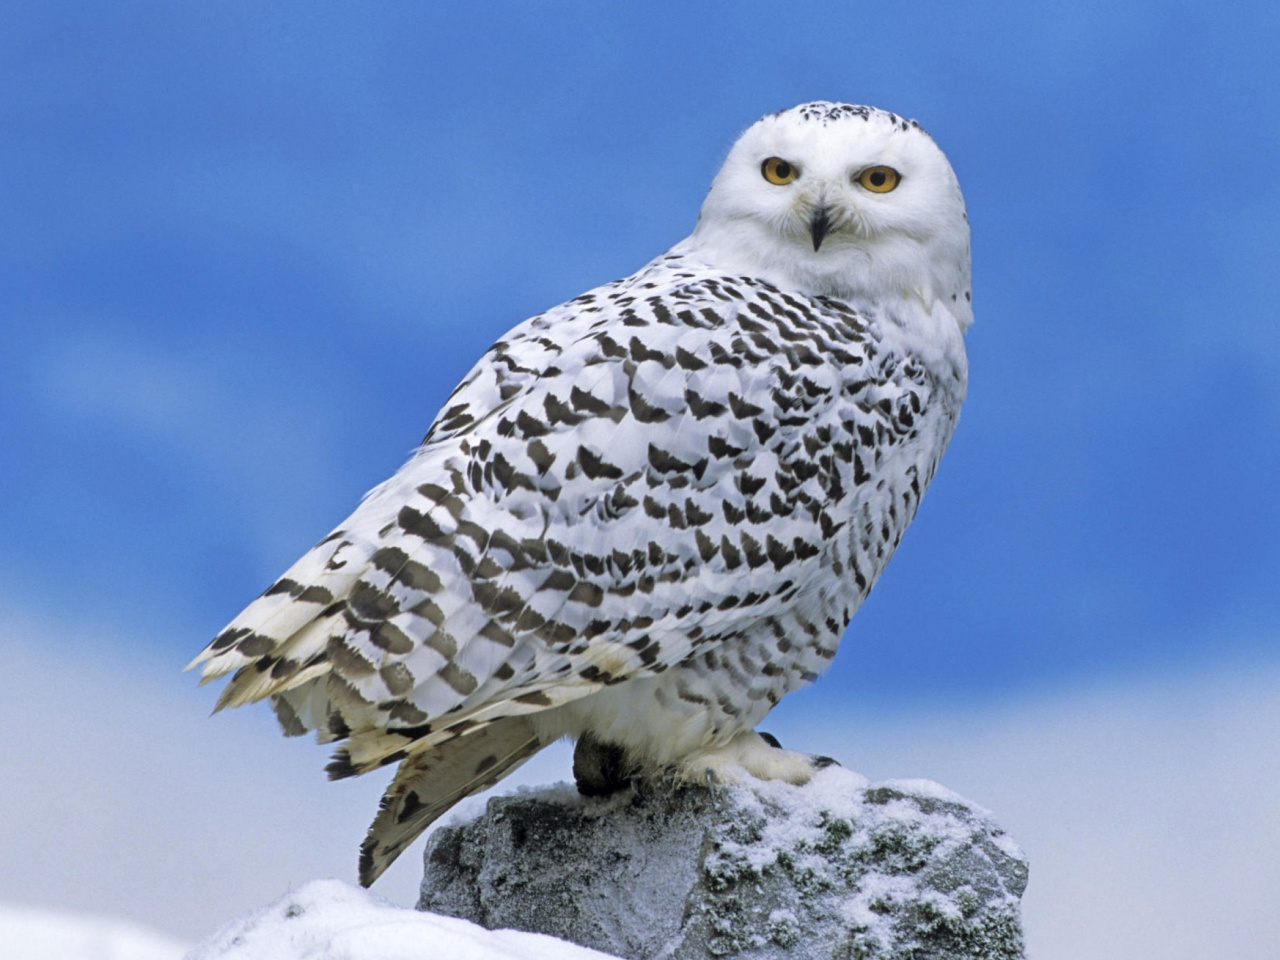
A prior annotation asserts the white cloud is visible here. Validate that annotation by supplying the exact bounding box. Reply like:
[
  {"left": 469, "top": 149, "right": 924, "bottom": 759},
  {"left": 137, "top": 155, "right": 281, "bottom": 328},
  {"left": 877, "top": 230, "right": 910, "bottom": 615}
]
[
  {"left": 2, "top": 608, "right": 1277, "bottom": 956},
  {"left": 0, "top": 609, "right": 570, "bottom": 941}
]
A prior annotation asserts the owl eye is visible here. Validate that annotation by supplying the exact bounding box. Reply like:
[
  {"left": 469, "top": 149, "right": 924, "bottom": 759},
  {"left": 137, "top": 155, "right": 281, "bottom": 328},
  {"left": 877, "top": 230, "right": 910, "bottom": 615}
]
[
  {"left": 856, "top": 165, "right": 900, "bottom": 193},
  {"left": 761, "top": 157, "right": 799, "bottom": 185}
]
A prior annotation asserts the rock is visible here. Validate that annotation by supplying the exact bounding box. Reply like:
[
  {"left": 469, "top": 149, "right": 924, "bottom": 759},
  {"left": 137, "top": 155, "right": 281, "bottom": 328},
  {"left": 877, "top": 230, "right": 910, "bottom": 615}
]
[{"left": 419, "top": 766, "right": 1028, "bottom": 960}]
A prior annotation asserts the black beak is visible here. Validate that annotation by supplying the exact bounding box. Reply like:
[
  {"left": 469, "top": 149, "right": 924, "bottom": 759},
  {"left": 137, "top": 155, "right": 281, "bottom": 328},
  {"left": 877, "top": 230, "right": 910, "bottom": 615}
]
[{"left": 809, "top": 206, "right": 831, "bottom": 252}]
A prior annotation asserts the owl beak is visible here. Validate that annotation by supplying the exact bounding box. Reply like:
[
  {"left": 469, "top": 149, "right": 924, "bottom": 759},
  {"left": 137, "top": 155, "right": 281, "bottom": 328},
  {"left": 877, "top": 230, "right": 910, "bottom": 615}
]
[{"left": 809, "top": 206, "right": 831, "bottom": 252}]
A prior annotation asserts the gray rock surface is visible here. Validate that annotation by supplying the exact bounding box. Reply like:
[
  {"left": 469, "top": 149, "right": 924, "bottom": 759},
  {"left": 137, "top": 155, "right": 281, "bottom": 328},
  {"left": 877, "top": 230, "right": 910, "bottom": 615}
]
[{"left": 419, "top": 766, "right": 1028, "bottom": 959}]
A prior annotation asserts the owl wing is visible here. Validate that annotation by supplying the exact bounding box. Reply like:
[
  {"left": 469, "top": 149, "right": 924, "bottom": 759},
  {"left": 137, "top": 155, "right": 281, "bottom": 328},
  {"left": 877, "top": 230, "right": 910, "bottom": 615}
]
[
  {"left": 189, "top": 274, "right": 900, "bottom": 875},
  {"left": 189, "top": 270, "right": 930, "bottom": 883}
]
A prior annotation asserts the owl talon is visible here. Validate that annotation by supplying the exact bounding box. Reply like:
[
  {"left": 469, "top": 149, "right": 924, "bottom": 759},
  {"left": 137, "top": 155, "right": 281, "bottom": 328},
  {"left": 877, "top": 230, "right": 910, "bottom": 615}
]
[{"left": 573, "top": 734, "right": 635, "bottom": 797}]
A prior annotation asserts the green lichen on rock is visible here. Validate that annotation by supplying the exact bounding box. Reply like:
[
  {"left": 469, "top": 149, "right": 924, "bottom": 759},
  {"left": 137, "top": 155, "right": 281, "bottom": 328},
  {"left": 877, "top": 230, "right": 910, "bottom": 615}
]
[{"left": 420, "top": 767, "right": 1028, "bottom": 959}]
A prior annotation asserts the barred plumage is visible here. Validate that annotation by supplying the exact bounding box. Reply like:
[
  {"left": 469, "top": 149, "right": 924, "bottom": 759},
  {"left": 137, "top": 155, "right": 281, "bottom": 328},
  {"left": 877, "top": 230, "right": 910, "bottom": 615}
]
[{"left": 189, "top": 102, "right": 972, "bottom": 885}]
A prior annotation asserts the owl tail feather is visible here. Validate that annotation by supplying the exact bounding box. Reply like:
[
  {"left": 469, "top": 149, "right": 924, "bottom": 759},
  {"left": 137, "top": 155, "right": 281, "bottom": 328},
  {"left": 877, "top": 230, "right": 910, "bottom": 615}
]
[{"left": 357, "top": 716, "right": 545, "bottom": 887}]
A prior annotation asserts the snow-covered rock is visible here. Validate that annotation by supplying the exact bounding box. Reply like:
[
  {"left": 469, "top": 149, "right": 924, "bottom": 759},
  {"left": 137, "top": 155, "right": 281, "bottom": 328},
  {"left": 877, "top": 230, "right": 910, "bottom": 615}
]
[
  {"left": 0, "top": 902, "right": 189, "bottom": 960},
  {"left": 184, "top": 879, "right": 618, "bottom": 959},
  {"left": 420, "top": 766, "right": 1028, "bottom": 959}
]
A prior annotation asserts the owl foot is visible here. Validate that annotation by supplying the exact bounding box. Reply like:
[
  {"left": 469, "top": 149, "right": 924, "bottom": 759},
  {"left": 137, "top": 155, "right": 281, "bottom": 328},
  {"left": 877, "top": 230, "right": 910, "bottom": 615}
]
[
  {"left": 573, "top": 733, "right": 637, "bottom": 797},
  {"left": 679, "top": 729, "right": 835, "bottom": 787},
  {"left": 759, "top": 730, "right": 840, "bottom": 770}
]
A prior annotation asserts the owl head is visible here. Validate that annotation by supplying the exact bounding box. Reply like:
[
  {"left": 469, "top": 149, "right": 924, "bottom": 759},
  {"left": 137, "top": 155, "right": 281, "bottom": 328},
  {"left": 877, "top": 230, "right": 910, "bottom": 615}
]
[{"left": 692, "top": 102, "right": 971, "bottom": 328}]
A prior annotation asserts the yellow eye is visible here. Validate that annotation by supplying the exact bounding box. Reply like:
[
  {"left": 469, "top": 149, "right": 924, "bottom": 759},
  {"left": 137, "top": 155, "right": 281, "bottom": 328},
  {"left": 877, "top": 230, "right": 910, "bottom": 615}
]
[
  {"left": 857, "top": 165, "right": 900, "bottom": 193},
  {"left": 761, "top": 157, "right": 799, "bottom": 185}
]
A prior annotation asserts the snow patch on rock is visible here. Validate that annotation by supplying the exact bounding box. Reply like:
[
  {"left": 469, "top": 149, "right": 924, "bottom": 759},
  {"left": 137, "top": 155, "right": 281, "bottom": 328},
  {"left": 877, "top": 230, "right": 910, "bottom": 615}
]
[{"left": 421, "top": 765, "right": 1028, "bottom": 959}]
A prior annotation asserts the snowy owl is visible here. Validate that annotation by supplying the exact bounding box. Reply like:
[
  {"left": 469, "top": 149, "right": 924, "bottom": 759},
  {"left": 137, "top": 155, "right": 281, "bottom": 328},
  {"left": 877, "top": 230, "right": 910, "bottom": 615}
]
[{"left": 189, "top": 101, "right": 972, "bottom": 885}]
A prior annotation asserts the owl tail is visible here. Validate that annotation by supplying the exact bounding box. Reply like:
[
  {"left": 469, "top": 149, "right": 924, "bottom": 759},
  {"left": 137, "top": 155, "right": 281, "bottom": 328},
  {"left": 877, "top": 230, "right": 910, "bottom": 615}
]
[{"left": 357, "top": 715, "right": 546, "bottom": 886}]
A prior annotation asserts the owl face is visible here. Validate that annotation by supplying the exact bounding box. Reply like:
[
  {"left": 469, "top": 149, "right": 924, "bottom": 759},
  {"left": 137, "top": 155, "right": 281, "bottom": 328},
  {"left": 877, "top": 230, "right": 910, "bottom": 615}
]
[{"left": 693, "top": 103, "right": 971, "bottom": 322}]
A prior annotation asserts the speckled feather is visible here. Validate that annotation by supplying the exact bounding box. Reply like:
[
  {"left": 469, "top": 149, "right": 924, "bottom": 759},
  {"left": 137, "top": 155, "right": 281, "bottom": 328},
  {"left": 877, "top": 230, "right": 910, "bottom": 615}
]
[{"left": 189, "top": 102, "right": 972, "bottom": 885}]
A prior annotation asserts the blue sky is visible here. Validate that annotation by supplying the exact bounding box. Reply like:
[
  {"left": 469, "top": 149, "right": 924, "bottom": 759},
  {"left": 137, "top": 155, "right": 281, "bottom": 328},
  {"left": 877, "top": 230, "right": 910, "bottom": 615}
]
[
  {"left": 5, "top": 0, "right": 1277, "bottom": 702},
  {"left": 3, "top": 1, "right": 1280, "bottom": 952}
]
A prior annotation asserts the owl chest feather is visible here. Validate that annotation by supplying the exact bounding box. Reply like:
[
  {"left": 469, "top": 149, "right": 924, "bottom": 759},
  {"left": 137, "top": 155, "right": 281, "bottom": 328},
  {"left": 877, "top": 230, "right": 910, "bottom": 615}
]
[{"left": 433, "top": 258, "right": 965, "bottom": 754}]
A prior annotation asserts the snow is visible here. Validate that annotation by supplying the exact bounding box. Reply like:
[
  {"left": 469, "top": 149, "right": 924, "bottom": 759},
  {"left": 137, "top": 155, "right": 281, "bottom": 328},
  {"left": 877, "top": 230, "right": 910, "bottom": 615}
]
[
  {"left": 423, "top": 765, "right": 1027, "bottom": 959},
  {"left": 0, "top": 886, "right": 621, "bottom": 960},
  {"left": 0, "top": 902, "right": 189, "bottom": 960},
  {"left": 696, "top": 768, "right": 1027, "bottom": 958},
  {"left": 713, "top": 765, "right": 993, "bottom": 877},
  {"left": 185, "top": 879, "right": 620, "bottom": 960}
]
